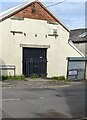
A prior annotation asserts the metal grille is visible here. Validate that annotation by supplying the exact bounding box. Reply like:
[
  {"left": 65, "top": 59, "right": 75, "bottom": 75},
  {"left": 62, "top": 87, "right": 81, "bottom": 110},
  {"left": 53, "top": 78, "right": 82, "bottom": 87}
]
[{"left": 23, "top": 59, "right": 47, "bottom": 77}]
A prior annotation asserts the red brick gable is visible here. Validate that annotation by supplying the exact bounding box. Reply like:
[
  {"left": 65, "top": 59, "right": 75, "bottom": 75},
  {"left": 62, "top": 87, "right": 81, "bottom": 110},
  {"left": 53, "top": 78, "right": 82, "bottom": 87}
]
[{"left": 14, "top": 2, "right": 57, "bottom": 23}]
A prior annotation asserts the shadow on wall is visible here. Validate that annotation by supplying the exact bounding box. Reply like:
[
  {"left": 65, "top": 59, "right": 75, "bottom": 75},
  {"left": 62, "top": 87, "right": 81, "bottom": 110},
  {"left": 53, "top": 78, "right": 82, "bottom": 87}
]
[{"left": 0, "top": 58, "right": 7, "bottom": 78}]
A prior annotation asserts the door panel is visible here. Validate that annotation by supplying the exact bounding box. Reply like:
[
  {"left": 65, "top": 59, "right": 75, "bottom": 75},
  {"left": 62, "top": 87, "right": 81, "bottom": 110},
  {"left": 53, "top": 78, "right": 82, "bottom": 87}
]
[
  {"left": 23, "top": 48, "right": 47, "bottom": 77},
  {"left": 68, "top": 60, "right": 85, "bottom": 80}
]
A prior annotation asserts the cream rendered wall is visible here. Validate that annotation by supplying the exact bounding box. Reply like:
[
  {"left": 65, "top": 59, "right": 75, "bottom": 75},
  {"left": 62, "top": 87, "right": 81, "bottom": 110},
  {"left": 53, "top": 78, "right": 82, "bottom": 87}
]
[
  {"left": 0, "top": 18, "right": 82, "bottom": 77},
  {"left": 0, "top": 19, "right": 16, "bottom": 75},
  {"left": 0, "top": 22, "right": 2, "bottom": 76},
  {"left": 0, "top": 23, "right": 2, "bottom": 65}
]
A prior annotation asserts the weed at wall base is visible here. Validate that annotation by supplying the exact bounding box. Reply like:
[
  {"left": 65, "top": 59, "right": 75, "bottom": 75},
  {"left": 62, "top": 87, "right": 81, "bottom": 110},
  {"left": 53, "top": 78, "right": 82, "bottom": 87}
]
[
  {"left": 52, "top": 76, "right": 65, "bottom": 80},
  {"left": 1, "top": 75, "right": 25, "bottom": 80}
]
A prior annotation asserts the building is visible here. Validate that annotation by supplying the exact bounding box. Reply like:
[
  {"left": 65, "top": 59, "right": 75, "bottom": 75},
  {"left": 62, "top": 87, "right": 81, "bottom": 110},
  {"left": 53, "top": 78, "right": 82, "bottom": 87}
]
[
  {"left": 69, "top": 28, "right": 87, "bottom": 80},
  {"left": 70, "top": 28, "right": 87, "bottom": 56},
  {"left": 0, "top": 0, "right": 85, "bottom": 79}
]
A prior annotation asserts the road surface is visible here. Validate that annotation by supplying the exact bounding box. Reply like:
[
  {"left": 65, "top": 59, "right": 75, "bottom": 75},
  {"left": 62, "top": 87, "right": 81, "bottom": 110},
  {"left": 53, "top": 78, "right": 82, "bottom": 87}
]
[{"left": 1, "top": 80, "right": 86, "bottom": 119}]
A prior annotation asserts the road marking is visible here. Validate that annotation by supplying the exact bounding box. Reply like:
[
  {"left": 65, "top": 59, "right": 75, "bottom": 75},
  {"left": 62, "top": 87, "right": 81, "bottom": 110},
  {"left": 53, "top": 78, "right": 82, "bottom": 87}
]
[
  {"left": 40, "top": 97, "right": 44, "bottom": 99},
  {"left": 0, "top": 99, "right": 20, "bottom": 101}
]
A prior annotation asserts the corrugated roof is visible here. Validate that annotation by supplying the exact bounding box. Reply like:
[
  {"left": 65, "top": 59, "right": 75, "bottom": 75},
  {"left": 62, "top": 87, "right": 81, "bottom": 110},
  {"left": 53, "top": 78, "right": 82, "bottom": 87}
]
[
  {"left": 70, "top": 28, "right": 87, "bottom": 42},
  {"left": 78, "top": 32, "right": 87, "bottom": 38},
  {"left": 0, "top": 0, "right": 69, "bottom": 32}
]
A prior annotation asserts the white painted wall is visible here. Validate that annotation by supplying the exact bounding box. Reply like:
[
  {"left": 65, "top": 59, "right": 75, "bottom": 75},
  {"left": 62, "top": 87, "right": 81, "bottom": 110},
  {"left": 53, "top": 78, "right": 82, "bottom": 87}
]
[
  {"left": 0, "top": 22, "right": 3, "bottom": 76},
  {"left": 0, "top": 18, "right": 82, "bottom": 77}
]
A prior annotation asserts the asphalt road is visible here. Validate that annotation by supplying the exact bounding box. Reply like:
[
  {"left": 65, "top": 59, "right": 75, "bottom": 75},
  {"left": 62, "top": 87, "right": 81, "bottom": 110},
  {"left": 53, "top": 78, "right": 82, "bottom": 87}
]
[{"left": 1, "top": 81, "right": 86, "bottom": 119}]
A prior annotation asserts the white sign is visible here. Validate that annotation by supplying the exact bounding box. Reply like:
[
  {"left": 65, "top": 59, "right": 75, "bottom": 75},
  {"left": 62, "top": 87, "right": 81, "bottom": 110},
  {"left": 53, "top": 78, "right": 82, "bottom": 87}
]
[{"left": 69, "top": 70, "right": 77, "bottom": 75}]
